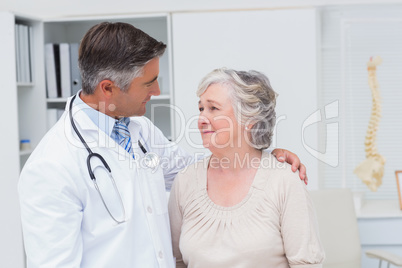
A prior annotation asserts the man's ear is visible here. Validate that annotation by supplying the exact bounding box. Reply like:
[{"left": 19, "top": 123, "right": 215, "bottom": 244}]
[{"left": 99, "top": 80, "right": 117, "bottom": 98}]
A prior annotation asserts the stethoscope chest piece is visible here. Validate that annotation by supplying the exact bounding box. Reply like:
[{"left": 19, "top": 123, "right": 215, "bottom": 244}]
[
  {"left": 137, "top": 140, "right": 160, "bottom": 169},
  {"left": 143, "top": 152, "right": 160, "bottom": 169}
]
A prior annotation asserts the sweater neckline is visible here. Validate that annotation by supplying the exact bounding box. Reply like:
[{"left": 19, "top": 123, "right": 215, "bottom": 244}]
[{"left": 198, "top": 151, "right": 269, "bottom": 211}]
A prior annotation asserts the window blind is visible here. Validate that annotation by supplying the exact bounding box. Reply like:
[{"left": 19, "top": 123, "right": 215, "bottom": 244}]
[{"left": 320, "top": 5, "right": 402, "bottom": 200}]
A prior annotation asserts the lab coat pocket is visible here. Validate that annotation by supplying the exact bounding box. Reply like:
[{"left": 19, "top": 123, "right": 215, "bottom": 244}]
[{"left": 148, "top": 167, "right": 168, "bottom": 215}]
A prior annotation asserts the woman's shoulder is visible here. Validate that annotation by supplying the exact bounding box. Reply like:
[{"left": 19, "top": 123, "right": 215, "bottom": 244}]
[
  {"left": 258, "top": 153, "right": 308, "bottom": 211},
  {"left": 260, "top": 151, "right": 296, "bottom": 174},
  {"left": 259, "top": 151, "right": 302, "bottom": 187}
]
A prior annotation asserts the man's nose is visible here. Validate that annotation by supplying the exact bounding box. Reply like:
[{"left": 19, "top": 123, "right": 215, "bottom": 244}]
[{"left": 151, "top": 81, "right": 161, "bottom": 96}]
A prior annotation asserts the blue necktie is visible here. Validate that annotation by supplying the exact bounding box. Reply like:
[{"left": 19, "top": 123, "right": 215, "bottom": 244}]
[{"left": 112, "top": 117, "right": 134, "bottom": 158}]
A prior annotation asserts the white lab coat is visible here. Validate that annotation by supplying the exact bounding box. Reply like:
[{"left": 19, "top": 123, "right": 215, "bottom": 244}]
[{"left": 19, "top": 96, "right": 196, "bottom": 268}]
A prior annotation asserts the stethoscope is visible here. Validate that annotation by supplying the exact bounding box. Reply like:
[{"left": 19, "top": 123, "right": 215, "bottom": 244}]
[{"left": 69, "top": 94, "right": 160, "bottom": 224}]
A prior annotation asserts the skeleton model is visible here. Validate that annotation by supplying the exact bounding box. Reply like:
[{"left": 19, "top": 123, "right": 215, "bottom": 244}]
[{"left": 353, "top": 56, "right": 385, "bottom": 191}]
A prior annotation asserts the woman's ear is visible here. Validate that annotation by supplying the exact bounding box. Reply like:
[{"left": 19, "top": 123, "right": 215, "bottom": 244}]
[{"left": 245, "top": 123, "right": 254, "bottom": 131}]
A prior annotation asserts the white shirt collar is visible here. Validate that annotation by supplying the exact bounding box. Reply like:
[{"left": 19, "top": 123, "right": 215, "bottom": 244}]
[{"left": 73, "top": 91, "right": 116, "bottom": 137}]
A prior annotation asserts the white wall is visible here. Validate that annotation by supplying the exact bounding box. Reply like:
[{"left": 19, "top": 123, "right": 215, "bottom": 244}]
[
  {"left": 172, "top": 9, "right": 320, "bottom": 189},
  {"left": 1, "top": 0, "right": 402, "bottom": 19}
]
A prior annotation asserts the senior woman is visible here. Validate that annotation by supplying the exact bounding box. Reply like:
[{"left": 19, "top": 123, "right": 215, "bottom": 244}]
[{"left": 168, "top": 68, "right": 325, "bottom": 268}]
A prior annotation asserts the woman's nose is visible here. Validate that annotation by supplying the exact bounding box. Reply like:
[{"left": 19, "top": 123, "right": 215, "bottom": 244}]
[{"left": 198, "top": 114, "right": 210, "bottom": 125}]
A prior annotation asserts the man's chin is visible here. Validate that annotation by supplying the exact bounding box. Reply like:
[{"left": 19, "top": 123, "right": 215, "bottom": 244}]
[{"left": 132, "top": 109, "right": 146, "bottom": 117}]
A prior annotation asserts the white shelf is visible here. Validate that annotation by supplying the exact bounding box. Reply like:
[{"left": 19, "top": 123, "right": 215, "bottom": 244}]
[
  {"left": 150, "top": 94, "right": 170, "bottom": 100},
  {"left": 356, "top": 200, "right": 402, "bottom": 219},
  {"left": 46, "top": 95, "right": 170, "bottom": 103},
  {"left": 43, "top": 13, "right": 169, "bottom": 23},
  {"left": 17, "top": 82, "right": 34, "bottom": 87},
  {"left": 47, "top": 98, "right": 68, "bottom": 103},
  {"left": 19, "top": 149, "right": 33, "bottom": 156},
  {"left": 46, "top": 95, "right": 170, "bottom": 102}
]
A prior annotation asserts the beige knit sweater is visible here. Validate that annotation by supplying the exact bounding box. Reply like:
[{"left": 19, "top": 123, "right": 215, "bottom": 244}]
[{"left": 168, "top": 151, "right": 325, "bottom": 268}]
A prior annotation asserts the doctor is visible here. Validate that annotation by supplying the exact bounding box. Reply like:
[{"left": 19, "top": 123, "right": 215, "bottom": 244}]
[{"left": 19, "top": 22, "right": 307, "bottom": 268}]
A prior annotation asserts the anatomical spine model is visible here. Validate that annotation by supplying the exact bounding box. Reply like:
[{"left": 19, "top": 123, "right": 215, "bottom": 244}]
[{"left": 354, "top": 56, "right": 385, "bottom": 191}]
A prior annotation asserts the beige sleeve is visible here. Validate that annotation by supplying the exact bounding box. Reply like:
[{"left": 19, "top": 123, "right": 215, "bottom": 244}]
[
  {"left": 168, "top": 174, "right": 187, "bottom": 268},
  {"left": 277, "top": 170, "right": 325, "bottom": 268}
]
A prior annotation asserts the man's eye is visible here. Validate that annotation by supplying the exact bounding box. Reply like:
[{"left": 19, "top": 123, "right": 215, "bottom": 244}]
[
  {"left": 211, "top": 106, "right": 217, "bottom": 110},
  {"left": 199, "top": 107, "right": 204, "bottom": 112}
]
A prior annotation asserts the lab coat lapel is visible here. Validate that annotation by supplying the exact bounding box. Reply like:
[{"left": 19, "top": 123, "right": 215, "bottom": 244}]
[{"left": 64, "top": 95, "right": 131, "bottom": 160}]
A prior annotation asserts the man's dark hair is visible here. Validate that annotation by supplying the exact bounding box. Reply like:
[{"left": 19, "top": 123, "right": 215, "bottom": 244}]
[{"left": 79, "top": 22, "right": 166, "bottom": 94}]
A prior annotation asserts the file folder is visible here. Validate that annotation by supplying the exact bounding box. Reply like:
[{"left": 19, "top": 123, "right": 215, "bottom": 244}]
[
  {"left": 59, "top": 43, "right": 71, "bottom": 98},
  {"left": 45, "top": 43, "right": 58, "bottom": 98},
  {"left": 69, "top": 43, "right": 82, "bottom": 95}
]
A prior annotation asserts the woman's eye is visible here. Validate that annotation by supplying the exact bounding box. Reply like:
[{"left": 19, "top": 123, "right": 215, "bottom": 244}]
[
  {"left": 211, "top": 106, "right": 217, "bottom": 110},
  {"left": 199, "top": 107, "right": 204, "bottom": 112}
]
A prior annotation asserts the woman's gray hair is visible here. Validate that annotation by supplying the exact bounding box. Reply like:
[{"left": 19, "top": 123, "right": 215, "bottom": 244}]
[
  {"left": 79, "top": 22, "right": 166, "bottom": 94},
  {"left": 197, "top": 68, "right": 277, "bottom": 150}
]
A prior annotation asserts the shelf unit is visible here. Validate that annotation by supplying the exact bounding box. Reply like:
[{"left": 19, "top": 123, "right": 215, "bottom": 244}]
[
  {"left": 43, "top": 14, "right": 174, "bottom": 138},
  {"left": 1, "top": 11, "right": 46, "bottom": 268},
  {"left": 15, "top": 14, "right": 47, "bottom": 169}
]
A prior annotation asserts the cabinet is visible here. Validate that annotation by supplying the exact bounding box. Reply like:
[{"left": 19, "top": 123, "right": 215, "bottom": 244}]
[
  {"left": 357, "top": 200, "right": 402, "bottom": 267},
  {"left": 0, "top": 12, "right": 174, "bottom": 267}
]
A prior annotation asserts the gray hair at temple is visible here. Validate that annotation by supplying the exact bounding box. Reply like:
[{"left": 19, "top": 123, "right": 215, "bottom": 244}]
[
  {"left": 196, "top": 68, "right": 277, "bottom": 150},
  {"left": 79, "top": 22, "right": 166, "bottom": 94}
]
